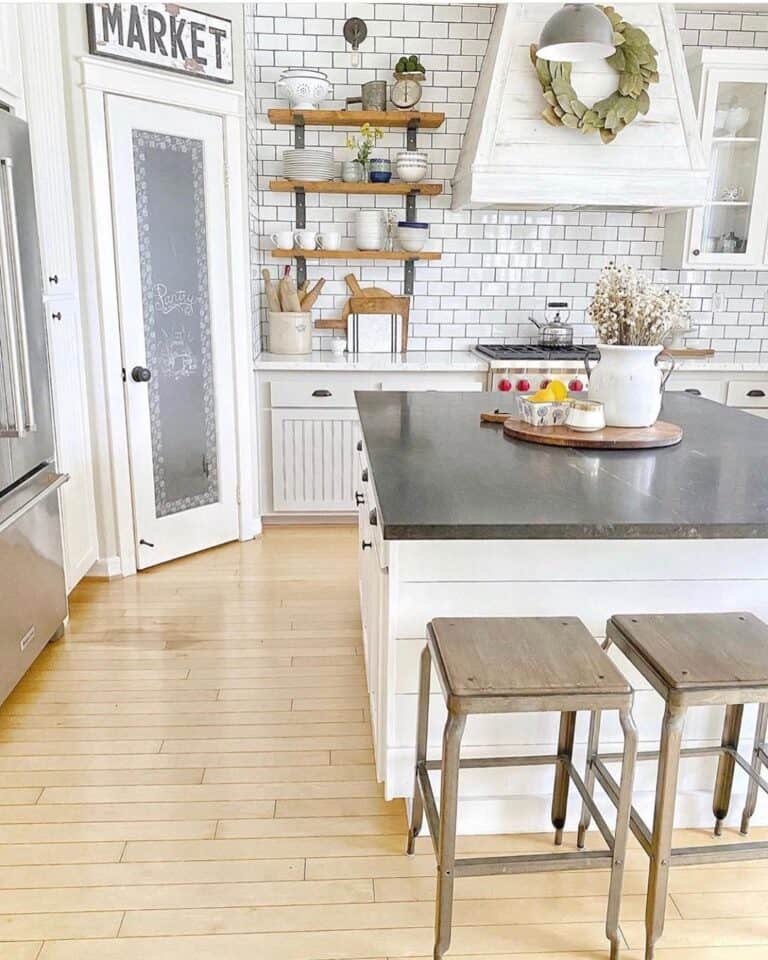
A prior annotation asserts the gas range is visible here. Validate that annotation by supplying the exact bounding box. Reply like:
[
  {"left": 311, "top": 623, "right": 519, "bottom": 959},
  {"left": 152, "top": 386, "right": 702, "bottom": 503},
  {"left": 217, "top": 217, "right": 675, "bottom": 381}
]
[
  {"left": 472, "top": 343, "right": 599, "bottom": 394},
  {"left": 473, "top": 343, "right": 599, "bottom": 362}
]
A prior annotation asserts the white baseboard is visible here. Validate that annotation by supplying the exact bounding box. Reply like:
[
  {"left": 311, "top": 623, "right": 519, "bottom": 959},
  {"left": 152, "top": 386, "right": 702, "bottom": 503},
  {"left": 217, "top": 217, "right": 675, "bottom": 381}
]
[
  {"left": 84, "top": 555, "right": 122, "bottom": 580},
  {"left": 262, "top": 514, "right": 356, "bottom": 525}
]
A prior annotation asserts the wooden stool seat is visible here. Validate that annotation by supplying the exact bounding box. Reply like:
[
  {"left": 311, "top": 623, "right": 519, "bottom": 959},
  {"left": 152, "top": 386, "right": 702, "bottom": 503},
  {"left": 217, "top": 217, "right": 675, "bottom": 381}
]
[
  {"left": 579, "top": 611, "right": 768, "bottom": 960},
  {"left": 431, "top": 617, "right": 629, "bottom": 709},
  {"left": 611, "top": 612, "right": 768, "bottom": 694},
  {"left": 409, "top": 617, "right": 638, "bottom": 960}
]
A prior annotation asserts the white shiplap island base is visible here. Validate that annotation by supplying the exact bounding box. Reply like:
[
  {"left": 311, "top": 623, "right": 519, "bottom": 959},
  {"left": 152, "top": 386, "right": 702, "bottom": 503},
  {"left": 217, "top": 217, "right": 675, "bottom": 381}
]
[{"left": 355, "top": 390, "right": 768, "bottom": 835}]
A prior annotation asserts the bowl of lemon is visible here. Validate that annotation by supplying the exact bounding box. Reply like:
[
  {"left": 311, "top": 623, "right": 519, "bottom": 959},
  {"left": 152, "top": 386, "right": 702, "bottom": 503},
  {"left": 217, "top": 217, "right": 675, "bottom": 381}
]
[{"left": 517, "top": 379, "right": 571, "bottom": 427}]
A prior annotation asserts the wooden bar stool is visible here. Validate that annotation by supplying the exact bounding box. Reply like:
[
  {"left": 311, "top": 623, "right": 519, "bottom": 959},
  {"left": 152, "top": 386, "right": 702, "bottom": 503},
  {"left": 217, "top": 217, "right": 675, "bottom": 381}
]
[
  {"left": 579, "top": 612, "right": 768, "bottom": 960},
  {"left": 407, "top": 617, "right": 638, "bottom": 960}
]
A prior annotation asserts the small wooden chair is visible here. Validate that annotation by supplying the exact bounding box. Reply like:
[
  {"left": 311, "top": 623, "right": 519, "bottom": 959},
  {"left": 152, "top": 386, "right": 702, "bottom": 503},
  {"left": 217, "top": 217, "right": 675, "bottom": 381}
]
[
  {"left": 408, "top": 616, "right": 638, "bottom": 960},
  {"left": 579, "top": 612, "right": 768, "bottom": 960}
]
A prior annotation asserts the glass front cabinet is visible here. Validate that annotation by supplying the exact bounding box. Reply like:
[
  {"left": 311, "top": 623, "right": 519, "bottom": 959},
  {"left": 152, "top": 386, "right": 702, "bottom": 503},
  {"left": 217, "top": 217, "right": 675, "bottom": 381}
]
[{"left": 663, "top": 50, "right": 768, "bottom": 269}]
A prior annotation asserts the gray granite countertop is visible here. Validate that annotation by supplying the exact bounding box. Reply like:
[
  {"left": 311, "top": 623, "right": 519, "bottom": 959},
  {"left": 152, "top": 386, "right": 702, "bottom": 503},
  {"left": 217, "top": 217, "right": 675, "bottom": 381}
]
[{"left": 356, "top": 391, "right": 768, "bottom": 540}]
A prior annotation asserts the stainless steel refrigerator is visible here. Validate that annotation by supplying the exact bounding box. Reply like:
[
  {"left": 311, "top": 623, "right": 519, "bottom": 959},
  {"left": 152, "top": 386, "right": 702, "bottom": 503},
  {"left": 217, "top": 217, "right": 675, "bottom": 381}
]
[{"left": 0, "top": 110, "right": 68, "bottom": 705}]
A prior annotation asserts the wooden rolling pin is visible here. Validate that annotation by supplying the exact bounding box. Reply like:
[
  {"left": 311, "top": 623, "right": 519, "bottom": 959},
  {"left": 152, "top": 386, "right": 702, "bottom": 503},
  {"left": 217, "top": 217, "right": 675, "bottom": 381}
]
[
  {"left": 278, "top": 266, "right": 302, "bottom": 312},
  {"left": 262, "top": 268, "right": 281, "bottom": 313},
  {"left": 300, "top": 279, "right": 326, "bottom": 311}
]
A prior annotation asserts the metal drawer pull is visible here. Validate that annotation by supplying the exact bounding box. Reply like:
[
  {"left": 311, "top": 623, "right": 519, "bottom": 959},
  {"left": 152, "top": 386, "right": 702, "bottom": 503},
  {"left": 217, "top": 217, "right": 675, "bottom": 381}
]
[
  {"left": 684, "top": 388, "right": 701, "bottom": 396},
  {"left": 355, "top": 492, "right": 364, "bottom": 506},
  {"left": 48, "top": 274, "right": 59, "bottom": 284},
  {"left": 0, "top": 157, "right": 35, "bottom": 437},
  {"left": 362, "top": 468, "right": 368, "bottom": 482},
  {"left": 356, "top": 440, "right": 363, "bottom": 452},
  {"left": 51, "top": 311, "right": 62, "bottom": 322},
  {"left": 369, "top": 508, "right": 377, "bottom": 526},
  {"left": 361, "top": 540, "right": 372, "bottom": 550},
  {"left": 747, "top": 389, "right": 766, "bottom": 398},
  {"left": 312, "top": 388, "right": 332, "bottom": 397}
]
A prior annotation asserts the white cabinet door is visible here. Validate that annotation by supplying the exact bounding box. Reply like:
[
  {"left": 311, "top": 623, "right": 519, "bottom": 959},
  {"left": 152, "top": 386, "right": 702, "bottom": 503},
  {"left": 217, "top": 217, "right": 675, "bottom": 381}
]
[
  {"left": 46, "top": 299, "right": 97, "bottom": 589},
  {"left": 271, "top": 408, "right": 361, "bottom": 512}
]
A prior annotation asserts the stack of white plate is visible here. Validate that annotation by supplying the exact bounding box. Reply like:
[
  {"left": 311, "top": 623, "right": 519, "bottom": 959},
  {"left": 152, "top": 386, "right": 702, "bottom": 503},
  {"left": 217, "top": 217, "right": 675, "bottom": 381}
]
[{"left": 283, "top": 149, "right": 338, "bottom": 182}]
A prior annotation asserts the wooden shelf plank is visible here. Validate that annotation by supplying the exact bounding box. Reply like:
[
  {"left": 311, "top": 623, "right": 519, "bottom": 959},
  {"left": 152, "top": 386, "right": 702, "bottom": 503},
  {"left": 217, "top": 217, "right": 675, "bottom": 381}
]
[
  {"left": 268, "top": 108, "right": 445, "bottom": 129},
  {"left": 270, "top": 249, "right": 441, "bottom": 262},
  {"left": 269, "top": 179, "right": 442, "bottom": 196},
  {"left": 314, "top": 318, "right": 348, "bottom": 330}
]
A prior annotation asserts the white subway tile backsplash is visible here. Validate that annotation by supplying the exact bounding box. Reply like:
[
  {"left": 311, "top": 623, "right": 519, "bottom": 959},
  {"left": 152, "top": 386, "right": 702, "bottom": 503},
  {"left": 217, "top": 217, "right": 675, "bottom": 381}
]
[{"left": 247, "top": 4, "right": 768, "bottom": 353}]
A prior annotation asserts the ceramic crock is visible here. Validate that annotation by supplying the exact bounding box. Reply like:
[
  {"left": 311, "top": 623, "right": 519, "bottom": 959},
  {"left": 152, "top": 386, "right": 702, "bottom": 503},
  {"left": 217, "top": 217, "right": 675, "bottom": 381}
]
[{"left": 585, "top": 344, "right": 675, "bottom": 428}]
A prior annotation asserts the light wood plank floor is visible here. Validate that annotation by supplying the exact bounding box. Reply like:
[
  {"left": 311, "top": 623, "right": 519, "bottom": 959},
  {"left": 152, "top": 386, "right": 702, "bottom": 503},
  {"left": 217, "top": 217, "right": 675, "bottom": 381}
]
[{"left": 2, "top": 525, "right": 768, "bottom": 959}]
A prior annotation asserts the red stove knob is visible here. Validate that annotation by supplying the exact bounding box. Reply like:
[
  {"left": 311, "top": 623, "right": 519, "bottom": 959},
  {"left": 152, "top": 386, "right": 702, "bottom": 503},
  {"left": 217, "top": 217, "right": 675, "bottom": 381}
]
[
  {"left": 569, "top": 379, "right": 585, "bottom": 392},
  {"left": 498, "top": 378, "right": 512, "bottom": 392},
  {"left": 516, "top": 378, "right": 531, "bottom": 392}
]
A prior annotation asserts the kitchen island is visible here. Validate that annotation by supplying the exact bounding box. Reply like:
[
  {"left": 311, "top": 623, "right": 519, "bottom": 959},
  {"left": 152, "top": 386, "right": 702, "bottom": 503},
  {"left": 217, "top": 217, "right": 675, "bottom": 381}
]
[{"left": 355, "top": 390, "right": 768, "bottom": 834}]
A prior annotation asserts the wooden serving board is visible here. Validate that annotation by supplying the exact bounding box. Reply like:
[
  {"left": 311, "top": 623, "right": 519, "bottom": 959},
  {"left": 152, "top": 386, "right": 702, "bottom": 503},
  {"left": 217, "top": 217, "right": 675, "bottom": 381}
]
[{"left": 502, "top": 418, "right": 683, "bottom": 449}]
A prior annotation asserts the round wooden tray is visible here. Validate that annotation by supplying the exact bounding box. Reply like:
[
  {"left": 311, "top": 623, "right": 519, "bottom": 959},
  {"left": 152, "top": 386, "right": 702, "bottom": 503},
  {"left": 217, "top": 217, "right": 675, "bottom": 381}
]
[{"left": 502, "top": 418, "right": 683, "bottom": 450}]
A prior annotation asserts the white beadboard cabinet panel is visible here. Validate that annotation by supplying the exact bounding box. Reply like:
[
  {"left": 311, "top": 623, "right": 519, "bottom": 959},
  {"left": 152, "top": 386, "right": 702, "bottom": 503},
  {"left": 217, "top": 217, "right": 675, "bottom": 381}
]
[
  {"left": 18, "top": 5, "right": 78, "bottom": 297},
  {"left": 271, "top": 408, "right": 361, "bottom": 512},
  {"left": 46, "top": 298, "right": 98, "bottom": 589}
]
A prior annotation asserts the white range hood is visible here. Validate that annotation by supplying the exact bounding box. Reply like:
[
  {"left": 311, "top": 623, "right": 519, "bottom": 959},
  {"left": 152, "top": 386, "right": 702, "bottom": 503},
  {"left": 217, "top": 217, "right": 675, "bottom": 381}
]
[{"left": 453, "top": 3, "right": 708, "bottom": 210}]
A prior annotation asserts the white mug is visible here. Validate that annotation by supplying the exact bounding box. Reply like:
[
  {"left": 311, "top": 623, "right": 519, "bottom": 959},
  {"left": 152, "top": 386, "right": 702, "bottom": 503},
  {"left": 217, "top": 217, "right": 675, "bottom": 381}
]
[
  {"left": 330, "top": 337, "right": 346, "bottom": 355},
  {"left": 270, "top": 230, "right": 294, "bottom": 249},
  {"left": 317, "top": 231, "right": 341, "bottom": 251},
  {"left": 294, "top": 229, "right": 317, "bottom": 250}
]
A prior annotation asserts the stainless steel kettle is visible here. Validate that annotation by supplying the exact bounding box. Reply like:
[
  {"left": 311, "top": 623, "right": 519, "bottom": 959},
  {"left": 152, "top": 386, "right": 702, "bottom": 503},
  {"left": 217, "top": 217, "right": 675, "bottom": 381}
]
[{"left": 529, "top": 312, "right": 574, "bottom": 349}]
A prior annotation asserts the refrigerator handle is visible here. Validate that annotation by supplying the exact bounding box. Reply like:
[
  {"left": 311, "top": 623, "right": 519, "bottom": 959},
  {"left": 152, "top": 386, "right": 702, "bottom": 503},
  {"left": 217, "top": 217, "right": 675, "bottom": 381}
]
[{"left": 0, "top": 157, "right": 35, "bottom": 438}]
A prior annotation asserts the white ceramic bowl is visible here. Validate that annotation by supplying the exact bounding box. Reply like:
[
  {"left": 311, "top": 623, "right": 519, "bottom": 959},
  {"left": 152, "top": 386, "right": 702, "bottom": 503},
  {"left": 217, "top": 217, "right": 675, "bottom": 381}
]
[
  {"left": 278, "top": 73, "right": 332, "bottom": 110},
  {"left": 396, "top": 164, "right": 427, "bottom": 183},
  {"left": 397, "top": 224, "right": 428, "bottom": 252},
  {"left": 396, "top": 150, "right": 428, "bottom": 161}
]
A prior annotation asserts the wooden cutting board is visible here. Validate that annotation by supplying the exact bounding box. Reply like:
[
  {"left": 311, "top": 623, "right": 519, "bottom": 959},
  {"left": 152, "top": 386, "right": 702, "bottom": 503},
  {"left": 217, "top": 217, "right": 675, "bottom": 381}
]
[{"left": 502, "top": 418, "right": 683, "bottom": 449}]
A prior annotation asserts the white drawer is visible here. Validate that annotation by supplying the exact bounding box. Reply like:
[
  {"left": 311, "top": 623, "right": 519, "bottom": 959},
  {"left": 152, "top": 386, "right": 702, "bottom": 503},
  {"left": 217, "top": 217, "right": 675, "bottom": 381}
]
[
  {"left": 270, "top": 375, "right": 375, "bottom": 408},
  {"left": 667, "top": 378, "right": 726, "bottom": 403},
  {"left": 378, "top": 373, "right": 484, "bottom": 392},
  {"left": 726, "top": 380, "right": 768, "bottom": 408}
]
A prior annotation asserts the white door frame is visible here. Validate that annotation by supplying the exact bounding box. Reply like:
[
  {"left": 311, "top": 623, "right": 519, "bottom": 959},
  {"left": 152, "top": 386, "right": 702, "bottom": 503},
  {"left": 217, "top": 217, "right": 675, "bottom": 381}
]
[{"left": 78, "top": 55, "right": 257, "bottom": 577}]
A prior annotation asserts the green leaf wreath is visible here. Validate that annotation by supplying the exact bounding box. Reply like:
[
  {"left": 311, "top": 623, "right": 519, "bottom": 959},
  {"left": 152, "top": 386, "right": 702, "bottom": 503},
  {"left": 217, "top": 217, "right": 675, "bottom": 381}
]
[{"left": 530, "top": 5, "right": 659, "bottom": 143}]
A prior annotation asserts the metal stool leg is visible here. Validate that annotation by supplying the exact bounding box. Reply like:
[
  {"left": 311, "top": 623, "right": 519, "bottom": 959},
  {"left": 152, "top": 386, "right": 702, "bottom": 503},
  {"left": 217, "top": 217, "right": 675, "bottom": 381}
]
[
  {"left": 741, "top": 702, "right": 768, "bottom": 836},
  {"left": 645, "top": 703, "right": 686, "bottom": 960},
  {"left": 434, "top": 711, "right": 466, "bottom": 960},
  {"left": 606, "top": 705, "right": 638, "bottom": 960},
  {"left": 578, "top": 707, "right": 603, "bottom": 849},
  {"left": 551, "top": 711, "right": 577, "bottom": 845},
  {"left": 713, "top": 703, "right": 745, "bottom": 836},
  {"left": 408, "top": 645, "right": 432, "bottom": 854}
]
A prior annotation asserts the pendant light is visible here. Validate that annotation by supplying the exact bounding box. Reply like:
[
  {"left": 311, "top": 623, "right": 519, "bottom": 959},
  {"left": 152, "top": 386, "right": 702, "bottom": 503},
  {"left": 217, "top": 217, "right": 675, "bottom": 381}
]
[{"left": 537, "top": 3, "right": 616, "bottom": 62}]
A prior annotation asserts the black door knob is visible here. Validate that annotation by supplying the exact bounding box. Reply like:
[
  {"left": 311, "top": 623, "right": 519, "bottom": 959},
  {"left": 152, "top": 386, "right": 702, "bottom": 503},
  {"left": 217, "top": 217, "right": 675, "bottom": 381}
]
[{"left": 131, "top": 366, "right": 152, "bottom": 383}]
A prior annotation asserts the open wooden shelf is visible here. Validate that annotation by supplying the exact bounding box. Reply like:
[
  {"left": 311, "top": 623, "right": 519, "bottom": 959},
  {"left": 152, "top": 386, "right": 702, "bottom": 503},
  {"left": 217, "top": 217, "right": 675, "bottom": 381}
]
[
  {"left": 271, "top": 248, "right": 441, "bottom": 262},
  {"left": 268, "top": 109, "right": 445, "bottom": 129},
  {"left": 269, "top": 179, "right": 442, "bottom": 196}
]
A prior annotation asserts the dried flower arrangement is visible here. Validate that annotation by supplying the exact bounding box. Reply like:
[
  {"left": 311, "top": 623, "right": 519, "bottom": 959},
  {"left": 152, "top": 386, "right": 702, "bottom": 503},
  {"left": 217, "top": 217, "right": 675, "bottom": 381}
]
[{"left": 588, "top": 263, "right": 689, "bottom": 346}]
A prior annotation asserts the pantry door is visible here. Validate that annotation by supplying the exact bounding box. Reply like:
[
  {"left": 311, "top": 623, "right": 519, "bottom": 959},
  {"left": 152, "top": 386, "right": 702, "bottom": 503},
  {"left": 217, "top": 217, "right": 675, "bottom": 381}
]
[{"left": 107, "top": 95, "right": 238, "bottom": 569}]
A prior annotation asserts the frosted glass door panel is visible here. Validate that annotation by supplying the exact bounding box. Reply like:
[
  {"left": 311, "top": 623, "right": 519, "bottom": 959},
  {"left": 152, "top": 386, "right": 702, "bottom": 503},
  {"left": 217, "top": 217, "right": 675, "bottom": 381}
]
[{"left": 133, "top": 130, "right": 217, "bottom": 518}]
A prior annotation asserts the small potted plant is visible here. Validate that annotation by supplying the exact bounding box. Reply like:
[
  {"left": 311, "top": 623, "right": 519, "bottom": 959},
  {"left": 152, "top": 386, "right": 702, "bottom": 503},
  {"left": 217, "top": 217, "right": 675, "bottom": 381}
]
[
  {"left": 587, "top": 263, "right": 689, "bottom": 427},
  {"left": 344, "top": 122, "right": 384, "bottom": 182}
]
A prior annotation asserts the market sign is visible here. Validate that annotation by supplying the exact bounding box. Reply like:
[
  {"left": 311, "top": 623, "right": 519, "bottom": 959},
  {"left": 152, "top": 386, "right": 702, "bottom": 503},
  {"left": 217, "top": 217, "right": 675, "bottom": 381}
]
[{"left": 86, "top": 4, "right": 233, "bottom": 84}]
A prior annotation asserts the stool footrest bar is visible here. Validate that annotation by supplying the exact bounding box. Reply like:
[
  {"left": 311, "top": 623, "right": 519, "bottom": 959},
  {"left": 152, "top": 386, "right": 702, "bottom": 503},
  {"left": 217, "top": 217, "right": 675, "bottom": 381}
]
[
  {"left": 454, "top": 849, "right": 613, "bottom": 878},
  {"left": 425, "top": 754, "right": 559, "bottom": 771},
  {"left": 593, "top": 757, "right": 653, "bottom": 856},
  {"left": 566, "top": 761, "right": 615, "bottom": 851},
  {"left": 731, "top": 747, "right": 768, "bottom": 795},
  {"left": 671, "top": 841, "right": 768, "bottom": 866},
  {"left": 416, "top": 762, "right": 439, "bottom": 858},
  {"left": 597, "top": 745, "right": 722, "bottom": 764}
]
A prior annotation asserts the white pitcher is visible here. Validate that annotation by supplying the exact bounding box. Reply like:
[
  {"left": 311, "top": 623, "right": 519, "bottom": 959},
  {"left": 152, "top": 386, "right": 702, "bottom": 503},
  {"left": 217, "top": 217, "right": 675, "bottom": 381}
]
[{"left": 585, "top": 345, "right": 675, "bottom": 428}]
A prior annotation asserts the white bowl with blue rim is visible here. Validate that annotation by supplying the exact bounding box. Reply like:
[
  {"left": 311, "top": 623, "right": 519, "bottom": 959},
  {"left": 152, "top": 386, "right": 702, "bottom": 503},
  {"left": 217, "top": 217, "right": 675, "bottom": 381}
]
[{"left": 397, "top": 221, "right": 428, "bottom": 252}]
